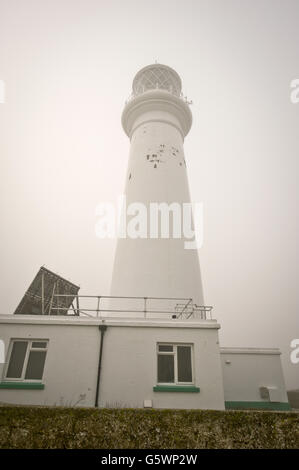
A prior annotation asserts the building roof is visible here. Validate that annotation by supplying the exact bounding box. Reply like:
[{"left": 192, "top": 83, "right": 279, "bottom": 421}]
[{"left": 0, "top": 314, "right": 220, "bottom": 329}]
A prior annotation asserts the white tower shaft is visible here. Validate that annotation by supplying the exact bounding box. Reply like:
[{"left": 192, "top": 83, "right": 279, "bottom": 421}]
[{"left": 111, "top": 65, "right": 204, "bottom": 305}]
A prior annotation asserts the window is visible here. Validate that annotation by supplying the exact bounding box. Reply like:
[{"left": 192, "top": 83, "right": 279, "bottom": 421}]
[
  {"left": 157, "top": 343, "right": 193, "bottom": 385},
  {"left": 5, "top": 339, "right": 48, "bottom": 382}
]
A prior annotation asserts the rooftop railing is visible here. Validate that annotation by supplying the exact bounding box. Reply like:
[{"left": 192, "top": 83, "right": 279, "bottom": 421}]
[{"left": 50, "top": 295, "right": 213, "bottom": 321}]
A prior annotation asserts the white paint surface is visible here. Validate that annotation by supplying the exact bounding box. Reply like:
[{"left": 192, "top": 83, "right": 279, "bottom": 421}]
[
  {"left": 0, "top": 314, "right": 224, "bottom": 409},
  {"left": 220, "top": 348, "right": 289, "bottom": 403},
  {"left": 98, "top": 324, "right": 224, "bottom": 409},
  {"left": 111, "top": 66, "right": 204, "bottom": 305},
  {"left": 0, "top": 316, "right": 290, "bottom": 408}
]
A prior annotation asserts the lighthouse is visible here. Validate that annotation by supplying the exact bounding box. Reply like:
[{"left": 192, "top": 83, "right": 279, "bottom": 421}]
[
  {"left": 0, "top": 65, "right": 290, "bottom": 413},
  {"left": 111, "top": 64, "right": 204, "bottom": 306}
]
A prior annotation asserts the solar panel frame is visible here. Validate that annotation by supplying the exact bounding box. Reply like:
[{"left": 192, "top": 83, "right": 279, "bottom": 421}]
[{"left": 14, "top": 266, "right": 80, "bottom": 316}]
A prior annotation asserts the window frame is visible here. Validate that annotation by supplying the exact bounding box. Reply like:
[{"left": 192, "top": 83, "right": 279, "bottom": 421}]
[
  {"left": 3, "top": 339, "right": 48, "bottom": 383},
  {"left": 156, "top": 343, "right": 194, "bottom": 386}
]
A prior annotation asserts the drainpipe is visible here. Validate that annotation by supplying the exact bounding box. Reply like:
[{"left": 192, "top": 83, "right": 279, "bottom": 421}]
[{"left": 95, "top": 324, "right": 107, "bottom": 408}]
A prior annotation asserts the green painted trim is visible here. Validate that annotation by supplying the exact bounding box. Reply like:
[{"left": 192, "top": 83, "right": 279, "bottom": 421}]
[
  {"left": 153, "top": 385, "right": 200, "bottom": 393},
  {"left": 0, "top": 382, "right": 45, "bottom": 390},
  {"left": 225, "top": 401, "right": 291, "bottom": 411}
]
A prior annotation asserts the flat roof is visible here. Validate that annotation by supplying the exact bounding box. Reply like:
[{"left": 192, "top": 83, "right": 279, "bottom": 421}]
[
  {"left": 220, "top": 347, "right": 281, "bottom": 355},
  {"left": 0, "top": 314, "right": 220, "bottom": 330}
]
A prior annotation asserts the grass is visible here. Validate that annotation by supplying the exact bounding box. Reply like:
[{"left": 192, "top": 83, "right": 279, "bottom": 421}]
[{"left": 0, "top": 407, "right": 298, "bottom": 449}]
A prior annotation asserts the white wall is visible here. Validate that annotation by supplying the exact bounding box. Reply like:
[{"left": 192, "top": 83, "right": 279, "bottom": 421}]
[
  {"left": 99, "top": 324, "right": 224, "bottom": 409},
  {"left": 111, "top": 87, "right": 204, "bottom": 305},
  {"left": 220, "top": 348, "right": 289, "bottom": 403},
  {"left": 2, "top": 317, "right": 289, "bottom": 409},
  {"left": 0, "top": 316, "right": 225, "bottom": 409},
  {"left": 0, "top": 321, "right": 100, "bottom": 407}
]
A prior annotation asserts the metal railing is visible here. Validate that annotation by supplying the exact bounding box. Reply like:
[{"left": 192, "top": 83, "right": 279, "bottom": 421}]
[
  {"left": 125, "top": 88, "right": 193, "bottom": 106},
  {"left": 49, "top": 295, "right": 213, "bottom": 320}
]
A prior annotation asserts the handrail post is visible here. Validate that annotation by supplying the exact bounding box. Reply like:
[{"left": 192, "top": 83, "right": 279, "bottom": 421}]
[
  {"left": 144, "top": 297, "right": 147, "bottom": 319},
  {"left": 97, "top": 296, "right": 101, "bottom": 318},
  {"left": 76, "top": 295, "right": 80, "bottom": 316}
]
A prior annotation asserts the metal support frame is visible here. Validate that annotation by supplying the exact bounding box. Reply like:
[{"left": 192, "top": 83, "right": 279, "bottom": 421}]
[
  {"left": 41, "top": 272, "right": 45, "bottom": 315},
  {"left": 48, "top": 282, "right": 56, "bottom": 316}
]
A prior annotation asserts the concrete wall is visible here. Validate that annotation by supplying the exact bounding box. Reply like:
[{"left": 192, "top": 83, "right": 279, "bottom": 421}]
[
  {"left": 220, "top": 348, "right": 289, "bottom": 408},
  {"left": 1, "top": 316, "right": 290, "bottom": 410},
  {"left": 0, "top": 321, "right": 100, "bottom": 407},
  {"left": 111, "top": 87, "right": 204, "bottom": 305},
  {"left": 99, "top": 324, "right": 224, "bottom": 409},
  {"left": 0, "top": 316, "right": 225, "bottom": 410}
]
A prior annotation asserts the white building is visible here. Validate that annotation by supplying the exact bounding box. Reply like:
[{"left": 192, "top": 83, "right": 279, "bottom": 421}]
[
  {"left": 0, "top": 314, "right": 224, "bottom": 409},
  {"left": 0, "top": 314, "right": 290, "bottom": 410},
  {"left": 0, "top": 64, "right": 291, "bottom": 411}
]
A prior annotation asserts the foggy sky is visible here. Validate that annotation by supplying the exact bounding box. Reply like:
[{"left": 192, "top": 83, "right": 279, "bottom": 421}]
[{"left": 0, "top": 0, "right": 298, "bottom": 389}]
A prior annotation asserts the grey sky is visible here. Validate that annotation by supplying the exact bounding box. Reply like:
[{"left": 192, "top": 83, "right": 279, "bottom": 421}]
[{"left": 0, "top": 0, "right": 298, "bottom": 389}]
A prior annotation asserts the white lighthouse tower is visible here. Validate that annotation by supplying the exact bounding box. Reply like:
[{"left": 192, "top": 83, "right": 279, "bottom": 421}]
[{"left": 111, "top": 64, "right": 204, "bottom": 305}]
